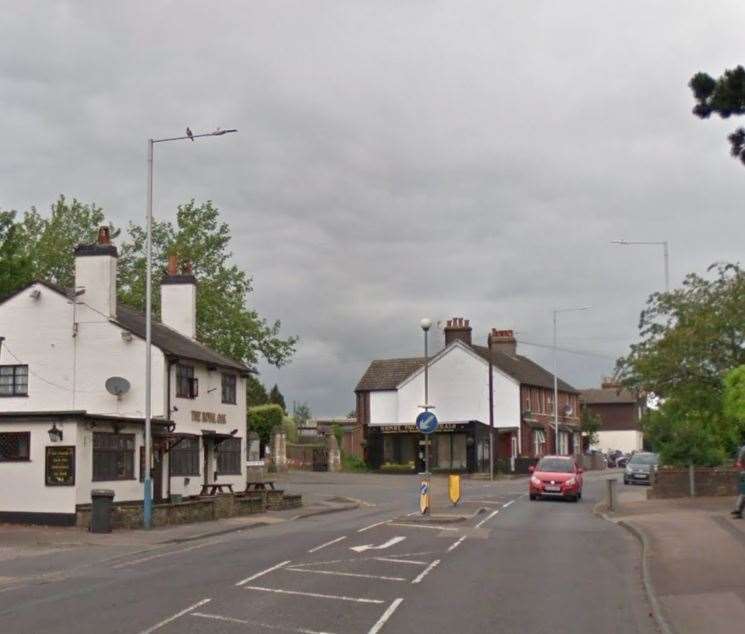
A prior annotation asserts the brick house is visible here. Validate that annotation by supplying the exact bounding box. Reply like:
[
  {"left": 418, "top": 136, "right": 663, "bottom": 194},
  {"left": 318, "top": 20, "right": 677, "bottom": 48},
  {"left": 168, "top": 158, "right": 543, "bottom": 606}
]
[
  {"left": 355, "top": 318, "right": 581, "bottom": 473},
  {"left": 580, "top": 379, "right": 644, "bottom": 454}
]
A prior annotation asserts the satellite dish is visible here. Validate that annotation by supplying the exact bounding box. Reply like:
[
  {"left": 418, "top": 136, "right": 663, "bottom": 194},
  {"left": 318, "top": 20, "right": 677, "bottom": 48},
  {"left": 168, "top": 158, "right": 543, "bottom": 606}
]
[{"left": 105, "top": 377, "right": 131, "bottom": 398}]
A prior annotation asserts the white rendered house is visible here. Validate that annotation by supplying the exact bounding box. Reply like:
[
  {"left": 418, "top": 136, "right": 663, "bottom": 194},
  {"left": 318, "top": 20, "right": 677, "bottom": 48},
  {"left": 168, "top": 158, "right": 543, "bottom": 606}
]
[{"left": 0, "top": 228, "right": 248, "bottom": 525}]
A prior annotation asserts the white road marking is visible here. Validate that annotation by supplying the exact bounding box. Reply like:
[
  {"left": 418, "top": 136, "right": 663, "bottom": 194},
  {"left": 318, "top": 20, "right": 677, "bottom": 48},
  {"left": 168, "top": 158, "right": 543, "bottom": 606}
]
[
  {"left": 388, "top": 522, "right": 459, "bottom": 531},
  {"left": 236, "top": 560, "right": 291, "bottom": 586},
  {"left": 192, "top": 612, "right": 334, "bottom": 634},
  {"left": 288, "top": 568, "right": 406, "bottom": 581},
  {"left": 113, "top": 542, "right": 213, "bottom": 569},
  {"left": 474, "top": 509, "right": 499, "bottom": 529},
  {"left": 447, "top": 536, "right": 467, "bottom": 553},
  {"left": 290, "top": 552, "right": 436, "bottom": 568},
  {"left": 368, "top": 598, "right": 404, "bottom": 634},
  {"left": 411, "top": 559, "right": 441, "bottom": 584},
  {"left": 308, "top": 536, "right": 347, "bottom": 553},
  {"left": 242, "top": 585, "right": 385, "bottom": 604},
  {"left": 374, "top": 557, "right": 427, "bottom": 565},
  {"left": 351, "top": 536, "right": 406, "bottom": 553},
  {"left": 138, "top": 598, "right": 211, "bottom": 633},
  {"left": 358, "top": 520, "right": 390, "bottom": 533},
  {"left": 502, "top": 499, "right": 516, "bottom": 508}
]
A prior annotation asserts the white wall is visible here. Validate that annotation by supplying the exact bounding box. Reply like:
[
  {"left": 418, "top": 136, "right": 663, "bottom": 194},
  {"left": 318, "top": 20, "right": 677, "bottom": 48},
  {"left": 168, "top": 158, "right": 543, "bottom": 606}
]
[
  {"left": 593, "top": 430, "right": 644, "bottom": 454},
  {"left": 369, "top": 391, "right": 398, "bottom": 425},
  {"left": 161, "top": 283, "right": 196, "bottom": 339}
]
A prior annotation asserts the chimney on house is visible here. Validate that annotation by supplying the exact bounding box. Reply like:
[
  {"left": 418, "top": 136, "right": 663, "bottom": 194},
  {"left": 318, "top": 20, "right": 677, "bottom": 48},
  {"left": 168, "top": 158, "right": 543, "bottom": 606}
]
[
  {"left": 488, "top": 328, "right": 517, "bottom": 358},
  {"left": 444, "top": 317, "right": 472, "bottom": 347},
  {"left": 160, "top": 254, "right": 197, "bottom": 339},
  {"left": 74, "top": 226, "right": 118, "bottom": 319}
]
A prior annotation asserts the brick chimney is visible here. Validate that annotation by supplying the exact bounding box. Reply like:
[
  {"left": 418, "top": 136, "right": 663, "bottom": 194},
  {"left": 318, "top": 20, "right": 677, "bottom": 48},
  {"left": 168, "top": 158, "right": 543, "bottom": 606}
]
[
  {"left": 160, "top": 254, "right": 197, "bottom": 339},
  {"left": 444, "top": 317, "right": 472, "bottom": 347},
  {"left": 488, "top": 328, "right": 517, "bottom": 358},
  {"left": 74, "top": 226, "right": 118, "bottom": 319}
]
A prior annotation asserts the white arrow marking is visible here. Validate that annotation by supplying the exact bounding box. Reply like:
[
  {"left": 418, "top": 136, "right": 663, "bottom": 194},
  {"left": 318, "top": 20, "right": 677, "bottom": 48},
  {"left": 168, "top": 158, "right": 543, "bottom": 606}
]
[{"left": 350, "top": 536, "right": 406, "bottom": 553}]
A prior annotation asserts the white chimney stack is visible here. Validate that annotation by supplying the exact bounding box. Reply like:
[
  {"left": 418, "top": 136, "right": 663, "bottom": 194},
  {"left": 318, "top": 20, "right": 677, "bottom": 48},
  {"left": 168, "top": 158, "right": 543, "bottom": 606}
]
[
  {"left": 74, "top": 227, "right": 117, "bottom": 319},
  {"left": 160, "top": 254, "right": 197, "bottom": 339}
]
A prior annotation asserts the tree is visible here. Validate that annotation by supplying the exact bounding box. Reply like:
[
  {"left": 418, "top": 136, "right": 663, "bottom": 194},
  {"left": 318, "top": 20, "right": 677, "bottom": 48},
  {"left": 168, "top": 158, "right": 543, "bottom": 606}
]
[
  {"left": 0, "top": 211, "right": 33, "bottom": 296},
  {"left": 690, "top": 66, "right": 745, "bottom": 164},
  {"left": 247, "top": 404, "right": 284, "bottom": 454},
  {"left": 268, "top": 384, "right": 286, "bottom": 412},
  {"left": 246, "top": 375, "right": 269, "bottom": 407},
  {"left": 294, "top": 402, "right": 312, "bottom": 427},
  {"left": 580, "top": 407, "right": 601, "bottom": 448},
  {"left": 723, "top": 366, "right": 745, "bottom": 440},
  {"left": 616, "top": 262, "right": 745, "bottom": 464},
  {"left": 117, "top": 199, "right": 297, "bottom": 370}
]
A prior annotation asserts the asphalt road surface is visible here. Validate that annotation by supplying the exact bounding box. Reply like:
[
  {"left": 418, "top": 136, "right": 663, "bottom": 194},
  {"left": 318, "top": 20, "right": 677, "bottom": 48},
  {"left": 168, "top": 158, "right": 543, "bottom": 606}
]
[{"left": 0, "top": 472, "right": 655, "bottom": 634}]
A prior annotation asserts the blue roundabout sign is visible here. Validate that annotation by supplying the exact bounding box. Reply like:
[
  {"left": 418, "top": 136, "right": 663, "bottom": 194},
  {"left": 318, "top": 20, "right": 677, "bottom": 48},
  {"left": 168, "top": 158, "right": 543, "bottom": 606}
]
[{"left": 415, "top": 411, "right": 439, "bottom": 434}]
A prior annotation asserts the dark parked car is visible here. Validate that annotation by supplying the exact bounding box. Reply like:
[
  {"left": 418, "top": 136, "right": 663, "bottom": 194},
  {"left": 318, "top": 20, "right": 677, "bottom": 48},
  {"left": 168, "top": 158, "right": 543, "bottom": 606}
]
[{"left": 623, "top": 452, "right": 659, "bottom": 485}]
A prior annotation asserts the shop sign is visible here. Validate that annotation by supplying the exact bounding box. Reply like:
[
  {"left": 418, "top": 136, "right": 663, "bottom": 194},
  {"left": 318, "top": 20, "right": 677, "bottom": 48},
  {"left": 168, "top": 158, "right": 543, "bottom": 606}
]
[
  {"left": 191, "top": 410, "right": 227, "bottom": 424},
  {"left": 45, "top": 446, "right": 75, "bottom": 486},
  {"left": 379, "top": 423, "right": 459, "bottom": 433}
]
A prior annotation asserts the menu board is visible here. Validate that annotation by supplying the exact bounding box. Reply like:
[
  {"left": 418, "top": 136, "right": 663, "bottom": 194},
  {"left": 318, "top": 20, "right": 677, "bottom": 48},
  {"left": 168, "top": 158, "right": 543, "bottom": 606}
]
[{"left": 45, "top": 446, "right": 75, "bottom": 486}]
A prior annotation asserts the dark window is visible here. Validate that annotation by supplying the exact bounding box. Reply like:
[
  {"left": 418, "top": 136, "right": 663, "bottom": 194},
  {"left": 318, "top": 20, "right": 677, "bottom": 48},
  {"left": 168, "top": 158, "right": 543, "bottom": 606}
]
[
  {"left": 93, "top": 433, "right": 135, "bottom": 481},
  {"left": 536, "top": 457, "right": 574, "bottom": 473},
  {"left": 0, "top": 432, "right": 30, "bottom": 461},
  {"left": 176, "top": 365, "right": 198, "bottom": 399},
  {"left": 0, "top": 365, "right": 28, "bottom": 396},
  {"left": 216, "top": 437, "right": 242, "bottom": 475},
  {"left": 170, "top": 437, "right": 200, "bottom": 476},
  {"left": 221, "top": 373, "right": 237, "bottom": 404}
]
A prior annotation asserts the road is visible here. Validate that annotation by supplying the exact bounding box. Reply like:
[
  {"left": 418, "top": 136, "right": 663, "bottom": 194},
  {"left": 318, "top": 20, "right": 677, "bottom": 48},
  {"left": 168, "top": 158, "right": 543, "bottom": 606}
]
[{"left": 0, "top": 472, "right": 655, "bottom": 634}]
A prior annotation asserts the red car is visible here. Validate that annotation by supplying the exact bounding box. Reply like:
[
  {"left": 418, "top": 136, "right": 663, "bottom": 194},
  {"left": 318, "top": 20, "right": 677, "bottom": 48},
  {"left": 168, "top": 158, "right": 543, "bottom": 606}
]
[{"left": 529, "top": 455, "right": 584, "bottom": 502}]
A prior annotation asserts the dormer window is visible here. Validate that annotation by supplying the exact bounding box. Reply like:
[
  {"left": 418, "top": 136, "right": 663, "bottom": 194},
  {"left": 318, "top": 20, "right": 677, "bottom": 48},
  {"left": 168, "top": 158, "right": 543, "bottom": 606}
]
[{"left": 176, "top": 364, "right": 198, "bottom": 399}]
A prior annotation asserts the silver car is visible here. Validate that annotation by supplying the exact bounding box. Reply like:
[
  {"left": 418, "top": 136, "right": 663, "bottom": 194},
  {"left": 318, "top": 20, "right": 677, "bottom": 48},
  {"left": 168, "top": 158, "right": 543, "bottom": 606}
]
[{"left": 623, "top": 452, "right": 659, "bottom": 485}]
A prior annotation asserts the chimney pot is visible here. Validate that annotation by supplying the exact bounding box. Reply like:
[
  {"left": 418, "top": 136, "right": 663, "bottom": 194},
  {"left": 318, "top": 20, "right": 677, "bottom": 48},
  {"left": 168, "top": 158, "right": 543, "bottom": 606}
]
[
  {"left": 167, "top": 254, "right": 178, "bottom": 276},
  {"left": 97, "top": 226, "right": 111, "bottom": 244},
  {"left": 443, "top": 315, "right": 473, "bottom": 347},
  {"left": 488, "top": 328, "right": 517, "bottom": 357}
]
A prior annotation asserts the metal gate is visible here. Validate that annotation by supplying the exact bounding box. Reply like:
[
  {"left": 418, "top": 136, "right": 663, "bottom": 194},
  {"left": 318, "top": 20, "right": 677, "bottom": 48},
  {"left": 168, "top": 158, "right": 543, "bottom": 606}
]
[{"left": 312, "top": 446, "right": 328, "bottom": 471}]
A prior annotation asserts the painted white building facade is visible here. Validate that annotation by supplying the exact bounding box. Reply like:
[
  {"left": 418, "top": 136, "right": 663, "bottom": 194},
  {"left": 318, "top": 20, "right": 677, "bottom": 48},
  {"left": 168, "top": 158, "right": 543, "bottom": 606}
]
[{"left": 0, "top": 230, "right": 248, "bottom": 524}]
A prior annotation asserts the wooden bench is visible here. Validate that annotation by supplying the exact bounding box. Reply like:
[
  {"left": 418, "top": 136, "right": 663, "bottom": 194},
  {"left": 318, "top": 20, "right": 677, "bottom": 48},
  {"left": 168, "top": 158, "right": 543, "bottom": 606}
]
[
  {"left": 245, "top": 480, "right": 275, "bottom": 491},
  {"left": 200, "top": 483, "right": 234, "bottom": 496}
]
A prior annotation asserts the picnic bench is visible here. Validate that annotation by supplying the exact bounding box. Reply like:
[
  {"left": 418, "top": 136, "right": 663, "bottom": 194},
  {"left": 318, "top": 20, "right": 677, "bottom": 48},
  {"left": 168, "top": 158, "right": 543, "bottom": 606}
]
[
  {"left": 200, "top": 483, "right": 234, "bottom": 496},
  {"left": 245, "top": 480, "right": 276, "bottom": 491}
]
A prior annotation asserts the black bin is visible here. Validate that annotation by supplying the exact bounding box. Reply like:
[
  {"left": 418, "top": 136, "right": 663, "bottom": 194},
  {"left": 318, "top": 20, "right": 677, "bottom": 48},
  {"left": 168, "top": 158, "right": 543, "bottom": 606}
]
[{"left": 90, "top": 489, "right": 115, "bottom": 533}]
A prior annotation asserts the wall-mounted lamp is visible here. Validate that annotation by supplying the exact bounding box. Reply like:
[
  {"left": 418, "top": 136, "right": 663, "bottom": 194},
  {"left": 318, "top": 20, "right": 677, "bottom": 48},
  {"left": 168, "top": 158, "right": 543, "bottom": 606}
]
[
  {"left": 48, "top": 423, "right": 63, "bottom": 442},
  {"left": 30, "top": 289, "right": 41, "bottom": 300},
  {"left": 230, "top": 429, "right": 238, "bottom": 436}
]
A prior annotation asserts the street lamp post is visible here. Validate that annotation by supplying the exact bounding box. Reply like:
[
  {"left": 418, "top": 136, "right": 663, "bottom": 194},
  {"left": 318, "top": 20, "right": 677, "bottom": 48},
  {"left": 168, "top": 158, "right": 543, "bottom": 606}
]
[
  {"left": 610, "top": 240, "right": 670, "bottom": 292},
  {"left": 143, "top": 128, "right": 237, "bottom": 529},
  {"left": 420, "top": 318, "right": 433, "bottom": 478},
  {"left": 552, "top": 306, "right": 590, "bottom": 455}
]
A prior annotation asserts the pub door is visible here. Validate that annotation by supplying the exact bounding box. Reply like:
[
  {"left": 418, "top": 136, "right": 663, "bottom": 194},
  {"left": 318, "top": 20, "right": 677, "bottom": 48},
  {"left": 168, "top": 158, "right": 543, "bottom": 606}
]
[{"left": 152, "top": 449, "right": 165, "bottom": 503}]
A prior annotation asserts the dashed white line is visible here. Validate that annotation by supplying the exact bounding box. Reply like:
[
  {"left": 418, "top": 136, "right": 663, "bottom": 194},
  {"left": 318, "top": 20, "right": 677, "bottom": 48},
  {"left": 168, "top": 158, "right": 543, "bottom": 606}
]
[
  {"left": 447, "top": 536, "right": 467, "bottom": 552},
  {"left": 388, "top": 523, "right": 459, "bottom": 531},
  {"left": 308, "top": 536, "right": 347, "bottom": 553},
  {"left": 242, "top": 585, "right": 385, "bottom": 604},
  {"left": 192, "top": 613, "right": 334, "bottom": 634},
  {"left": 138, "top": 598, "right": 211, "bottom": 633},
  {"left": 474, "top": 509, "right": 499, "bottom": 529},
  {"left": 368, "top": 598, "right": 404, "bottom": 634},
  {"left": 411, "top": 559, "right": 441, "bottom": 584},
  {"left": 374, "top": 557, "right": 427, "bottom": 565},
  {"left": 502, "top": 499, "right": 516, "bottom": 508},
  {"left": 357, "top": 520, "right": 390, "bottom": 533},
  {"left": 236, "top": 560, "right": 291, "bottom": 586},
  {"left": 288, "top": 568, "right": 406, "bottom": 581}
]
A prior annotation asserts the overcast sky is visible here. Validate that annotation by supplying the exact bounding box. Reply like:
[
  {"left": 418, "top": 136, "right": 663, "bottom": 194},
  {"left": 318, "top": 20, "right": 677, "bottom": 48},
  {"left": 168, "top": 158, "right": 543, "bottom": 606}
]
[{"left": 2, "top": 2, "right": 745, "bottom": 416}]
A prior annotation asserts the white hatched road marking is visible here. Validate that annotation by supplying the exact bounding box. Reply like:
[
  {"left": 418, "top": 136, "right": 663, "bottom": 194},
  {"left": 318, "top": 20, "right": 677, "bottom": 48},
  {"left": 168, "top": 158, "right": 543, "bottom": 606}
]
[
  {"left": 114, "top": 542, "right": 214, "bottom": 569},
  {"left": 236, "top": 560, "right": 291, "bottom": 586},
  {"left": 374, "top": 557, "right": 427, "bottom": 565},
  {"left": 192, "top": 613, "right": 335, "bottom": 634},
  {"left": 308, "top": 536, "right": 347, "bottom": 553},
  {"left": 351, "top": 536, "right": 406, "bottom": 553},
  {"left": 447, "top": 536, "right": 467, "bottom": 552},
  {"left": 357, "top": 520, "right": 390, "bottom": 533},
  {"left": 242, "top": 585, "right": 385, "bottom": 604},
  {"left": 138, "top": 598, "right": 211, "bottom": 633},
  {"left": 290, "top": 552, "right": 436, "bottom": 568},
  {"left": 368, "top": 598, "right": 404, "bottom": 634},
  {"left": 411, "top": 559, "right": 441, "bottom": 584},
  {"left": 388, "top": 523, "right": 459, "bottom": 531},
  {"left": 288, "top": 568, "right": 406, "bottom": 582},
  {"left": 474, "top": 509, "right": 499, "bottom": 529}
]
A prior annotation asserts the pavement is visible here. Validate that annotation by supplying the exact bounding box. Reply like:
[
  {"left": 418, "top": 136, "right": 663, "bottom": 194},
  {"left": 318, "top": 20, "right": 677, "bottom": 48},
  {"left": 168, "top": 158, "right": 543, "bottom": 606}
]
[
  {"left": 605, "top": 479, "right": 745, "bottom": 634},
  {"left": 0, "top": 470, "right": 656, "bottom": 633}
]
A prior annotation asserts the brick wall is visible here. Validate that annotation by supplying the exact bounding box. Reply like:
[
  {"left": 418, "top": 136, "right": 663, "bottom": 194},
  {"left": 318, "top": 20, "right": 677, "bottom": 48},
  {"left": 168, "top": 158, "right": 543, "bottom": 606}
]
[{"left": 648, "top": 467, "right": 739, "bottom": 499}]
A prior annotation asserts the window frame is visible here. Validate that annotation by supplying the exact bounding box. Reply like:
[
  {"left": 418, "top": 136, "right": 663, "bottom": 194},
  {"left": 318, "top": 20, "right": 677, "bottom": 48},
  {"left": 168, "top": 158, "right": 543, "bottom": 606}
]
[
  {"left": 221, "top": 373, "right": 237, "bottom": 405},
  {"left": 216, "top": 437, "right": 242, "bottom": 475},
  {"left": 92, "top": 432, "right": 135, "bottom": 481},
  {"left": 170, "top": 436, "right": 201, "bottom": 476},
  {"left": 0, "top": 365, "right": 29, "bottom": 397},
  {"left": 176, "top": 364, "right": 198, "bottom": 399},
  {"left": 0, "top": 431, "right": 31, "bottom": 462}
]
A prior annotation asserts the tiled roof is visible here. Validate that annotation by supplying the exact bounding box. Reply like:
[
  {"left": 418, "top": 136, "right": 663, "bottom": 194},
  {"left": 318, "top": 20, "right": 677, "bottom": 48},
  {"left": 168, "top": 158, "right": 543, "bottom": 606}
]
[
  {"left": 355, "top": 344, "right": 578, "bottom": 393},
  {"left": 580, "top": 387, "right": 638, "bottom": 404}
]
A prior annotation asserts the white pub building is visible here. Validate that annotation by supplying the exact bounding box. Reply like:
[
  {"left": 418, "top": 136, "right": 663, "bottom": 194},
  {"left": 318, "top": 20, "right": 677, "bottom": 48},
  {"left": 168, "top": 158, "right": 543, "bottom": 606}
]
[{"left": 0, "top": 228, "right": 249, "bottom": 525}]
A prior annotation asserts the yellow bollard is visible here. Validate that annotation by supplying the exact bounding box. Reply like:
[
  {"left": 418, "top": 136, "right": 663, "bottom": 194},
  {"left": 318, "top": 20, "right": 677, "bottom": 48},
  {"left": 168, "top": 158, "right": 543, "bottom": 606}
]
[
  {"left": 419, "top": 478, "right": 431, "bottom": 514},
  {"left": 448, "top": 474, "right": 462, "bottom": 506}
]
